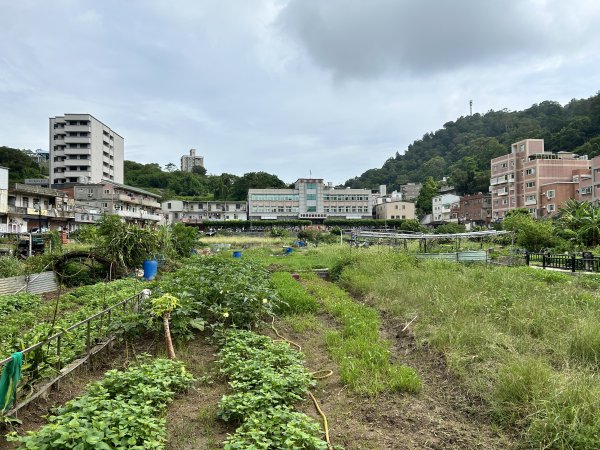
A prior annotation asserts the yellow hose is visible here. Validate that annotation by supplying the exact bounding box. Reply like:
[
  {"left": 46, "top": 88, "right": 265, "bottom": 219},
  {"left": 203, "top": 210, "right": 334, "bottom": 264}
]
[{"left": 270, "top": 316, "right": 334, "bottom": 450}]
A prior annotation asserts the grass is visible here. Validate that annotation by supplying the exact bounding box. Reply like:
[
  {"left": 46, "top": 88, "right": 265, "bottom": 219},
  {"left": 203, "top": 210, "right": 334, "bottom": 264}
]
[
  {"left": 199, "top": 235, "right": 293, "bottom": 246},
  {"left": 246, "top": 245, "right": 351, "bottom": 272},
  {"left": 301, "top": 273, "right": 421, "bottom": 395},
  {"left": 332, "top": 251, "right": 600, "bottom": 448},
  {"left": 271, "top": 271, "right": 319, "bottom": 314}
]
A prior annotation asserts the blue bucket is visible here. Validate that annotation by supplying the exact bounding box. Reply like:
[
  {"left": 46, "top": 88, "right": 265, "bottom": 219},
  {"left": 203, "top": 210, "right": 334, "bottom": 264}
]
[
  {"left": 233, "top": 251, "right": 242, "bottom": 258},
  {"left": 284, "top": 247, "right": 293, "bottom": 254},
  {"left": 143, "top": 259, "right": 158, "bottom": 281}
]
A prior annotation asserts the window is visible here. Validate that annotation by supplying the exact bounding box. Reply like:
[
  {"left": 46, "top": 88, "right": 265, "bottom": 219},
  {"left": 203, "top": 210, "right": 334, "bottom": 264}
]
[
  {"left": 307, "top": 206, "right": 316, "bottom": 212},
  {"left": 306, "top": 183, "right": 316, "bottom": 189},
  {"left": 526, "top": 168, "right": 535, "bottom": 175},
  {"left": 547, "top": 204, "right": 555, "bottom": 212},
  {"left": 546, "top": 190, "right": 555, "bottom": 199},
  {"left": 306, "top": 194, "right": 317, "bottom": 200},
  {"left": 526, "top": 181, "right": 535, "bottom": 188}
]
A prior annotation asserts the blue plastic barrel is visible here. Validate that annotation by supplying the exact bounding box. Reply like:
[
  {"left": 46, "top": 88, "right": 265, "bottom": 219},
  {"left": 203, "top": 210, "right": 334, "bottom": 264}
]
[
  {"left": 143, "top": 259, "right": 158, "bottom": 281},
  {"left": 233, "top": 251, "right": 242, "bottom": 258}
]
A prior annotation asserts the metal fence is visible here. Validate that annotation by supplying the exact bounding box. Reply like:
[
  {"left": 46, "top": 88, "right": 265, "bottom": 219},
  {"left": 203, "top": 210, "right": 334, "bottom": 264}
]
[
  {"left": 0, "top": 291, "right": 146, "bottom": 416},
  {"left": 525, "top": 252, "right": 600, "bottom": 273},
  {"left": 416, "top": 250, "right": 488, "bottom": 263},
  {"left": 0, "top": 271, "right": 58, "bottom": 295}
]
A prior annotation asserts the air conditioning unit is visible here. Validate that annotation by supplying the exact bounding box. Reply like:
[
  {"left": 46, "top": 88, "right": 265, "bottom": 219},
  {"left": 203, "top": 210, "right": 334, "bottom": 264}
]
[{"left": 87, "top": 193, "right": 93, "bottom": 198}]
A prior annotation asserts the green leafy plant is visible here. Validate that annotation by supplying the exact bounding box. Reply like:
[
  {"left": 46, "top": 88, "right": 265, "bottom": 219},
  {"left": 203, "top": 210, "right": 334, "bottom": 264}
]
[{"left": 8, "top": 358, "right": 194, "bottom": 449}]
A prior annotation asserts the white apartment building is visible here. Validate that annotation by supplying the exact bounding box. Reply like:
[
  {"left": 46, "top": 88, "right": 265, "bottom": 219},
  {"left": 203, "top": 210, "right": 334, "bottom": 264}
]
[
  {"left": 0, "top": 167, "right": 8, "bottom": 232},
  {"left": 432, "top": 193, "right": 460, "bottom": 223},
  {"left": 248, "top": 179, "right": 373, "bottom": 221},
  {"left": 374, "top": 191, "right": 416, "bottom": 220},
  {"left": 50, "top": 114, "right": 124, "bottom": 186},
  {"left": 181, "top": 149, "right": 204, "bottom": 172},
  {"left": 162, "top": 200, "right": 247, "bottom": 224}
]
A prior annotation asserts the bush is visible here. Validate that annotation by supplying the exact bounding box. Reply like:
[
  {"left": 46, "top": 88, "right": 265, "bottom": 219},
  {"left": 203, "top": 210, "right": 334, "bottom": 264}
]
[
  {"left": 171, "top": 223, "right": 198, "bottom": 257},
  {"left": 0, "top": 257, "right": 25, "bottom": 277}
]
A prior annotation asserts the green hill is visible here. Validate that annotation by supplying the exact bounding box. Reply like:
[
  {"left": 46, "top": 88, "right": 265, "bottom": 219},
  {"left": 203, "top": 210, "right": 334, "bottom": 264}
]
[
  {"left": 345, "top": 93, "right": 600, "bottom": 195},
  {"left": 0, "top": 146, "right": 47, "bottom": 182}
]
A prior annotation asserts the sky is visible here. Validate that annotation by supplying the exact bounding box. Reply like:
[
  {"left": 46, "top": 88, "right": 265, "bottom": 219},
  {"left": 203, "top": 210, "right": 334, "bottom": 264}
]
[{"left": 1, "top": 0, "right": 600, "bottom": 185}]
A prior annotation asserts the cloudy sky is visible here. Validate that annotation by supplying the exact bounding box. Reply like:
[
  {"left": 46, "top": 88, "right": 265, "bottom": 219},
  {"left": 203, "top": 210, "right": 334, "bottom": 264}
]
[{"left": 1, "top": 0, "right": 600, "bottom": 184}]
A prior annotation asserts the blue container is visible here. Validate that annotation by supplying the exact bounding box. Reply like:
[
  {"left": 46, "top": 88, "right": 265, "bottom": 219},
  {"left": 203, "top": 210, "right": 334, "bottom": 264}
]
[
  {"left": 233, "top": 251, "right": 242, "bottom": 258},
  {"left": 284, "top": 247, "right": 293, "bottom": 255},
  {"left": 143, "top": 259, "right": 158, "bottom": 281}
]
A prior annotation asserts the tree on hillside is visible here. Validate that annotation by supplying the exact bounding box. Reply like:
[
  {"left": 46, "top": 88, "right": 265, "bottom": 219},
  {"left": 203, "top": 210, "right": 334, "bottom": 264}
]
[
  {"left": 415, "top": 177, "right": 438, "bottom": 215},
  {"left": 0, "top": 147, "right": 46, "bottom": 182},
  {"left": 229, "top": 172, "right": 287, "bottom": 200}
]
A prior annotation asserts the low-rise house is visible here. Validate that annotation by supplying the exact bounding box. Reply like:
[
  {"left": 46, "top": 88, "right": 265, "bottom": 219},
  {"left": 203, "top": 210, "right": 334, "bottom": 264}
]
[
  {"left": 7, "top": 183, "right": 74, "bottom": 232},
  {"left": 63, "top": 181, "right": 163, "bottom": 227},
  {"left": 432, "top": 192, "right": 460, "bottom": 223},
  {"left": 162, "top": 200, "right": 248, "bottom": 224},
  {"left": 458, "top": 193, "right": 492, "bottom": 226},
  {"left": 373, "top": 191, "right": 416, "bottom": 220}
]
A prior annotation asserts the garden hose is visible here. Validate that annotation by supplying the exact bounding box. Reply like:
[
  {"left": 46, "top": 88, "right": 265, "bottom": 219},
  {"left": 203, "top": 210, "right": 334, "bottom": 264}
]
[
  {"left": 270, "top": 316, "right": 302, "bottom": 351},
  {"left": 270, "top": 317, "right": 334, "bottom": 450},
  {"left": 309, "top": 391, "right": 333, "bottom": 450}
]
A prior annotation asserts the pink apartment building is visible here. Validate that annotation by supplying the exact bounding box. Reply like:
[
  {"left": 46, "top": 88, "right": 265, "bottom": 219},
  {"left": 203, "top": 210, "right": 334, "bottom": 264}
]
[{"left": 490, "top": 139, "right": 590, "bottom": 220}]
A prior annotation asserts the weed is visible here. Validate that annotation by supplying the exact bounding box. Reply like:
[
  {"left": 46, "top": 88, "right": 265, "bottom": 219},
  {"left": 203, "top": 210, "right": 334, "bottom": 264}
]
[{"left": 271, "top": 272, "right": 319, "bottom": 314}]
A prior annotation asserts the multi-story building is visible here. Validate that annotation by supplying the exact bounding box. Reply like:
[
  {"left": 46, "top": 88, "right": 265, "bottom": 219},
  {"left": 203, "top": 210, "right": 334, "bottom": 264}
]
[
  {"left": 374, "top": 199, "right": 416, "bottom": 220},
  {"left": 458, "top": 193, "right": 492, "bottom": 226},
  {"left": 399, "top": 183, "right": 422, "bottom": 201},
  {"left": 64, "top": 181, "right": 162, "bottom": 227},
  {"left": 248, "top": 179, "right": 373, "bottom": 222},
  {"left": 162, "top": 200, "right": 248, "bottom": 224},
  {"left": 538, "top": 169, "right": 593, "bottom": 216},
  {"left": 49, "top": 114, "right": 124, "bottom": 186},
  {"left": 180, "top": 149, "right": 204, "bottom": 172},
  {"left": 0, "top": 167, "right": 8, "bottom": 232},
  {"left": 432, "top": 192, "right": 460, "bottom": 223},
  {"left": 6, "top": 183, "right": 75, "bottom": 232},
  {"left": 490, "top": 139, "right": 590, "bottom": 219}
]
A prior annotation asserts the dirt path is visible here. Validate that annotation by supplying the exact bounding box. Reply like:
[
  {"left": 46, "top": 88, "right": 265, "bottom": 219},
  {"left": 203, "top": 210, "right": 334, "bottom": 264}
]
[{"left": 272, "top": 305, "right": 516, "bottom": 449}]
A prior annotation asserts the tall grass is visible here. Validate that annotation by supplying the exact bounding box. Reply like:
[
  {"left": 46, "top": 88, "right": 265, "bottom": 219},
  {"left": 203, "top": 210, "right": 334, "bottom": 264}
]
[
  {"left": 335, "top": 252, "right": 600, "bottom": 447},
  {"left": 303, "top": 273, "right": 421, "bottom": 395}
]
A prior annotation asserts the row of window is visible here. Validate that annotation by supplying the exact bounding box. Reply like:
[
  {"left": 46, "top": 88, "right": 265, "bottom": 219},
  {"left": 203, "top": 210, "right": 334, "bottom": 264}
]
[
  {"left": 252, "top": 207, "right": 299, "bottom": 213},
  {"left": 323, "top": 194, "right": 370, "bottom": 201},
  {"left": 325, "top": 206, "right": 370, "bottom": 213},
  {"left": 250, "top": 194, "right": 299, "bottom": 201}
]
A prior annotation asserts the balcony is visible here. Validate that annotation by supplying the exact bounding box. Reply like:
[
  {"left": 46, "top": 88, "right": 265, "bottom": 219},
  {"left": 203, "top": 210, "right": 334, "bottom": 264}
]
[
  {"left": 48, "top": 209, "right": 75, "bottom": 219},
  {"left": 8, "top": 205, "right": 27, "bottom": 214},
  {"left": 63, "top": 159, "right": 90, "bottom": 167},
  {"left": 65, "top": 148, "right": 92, "bottom": 156},
  {"left": 64, "top": 136, "right": 91, "bottom": 144},
  {"left": 116, "top": 193, "right": 160, "bottom": 208},
  {"left": 115, "top": 210, "right": 162, "bottom": 222},
  {"left": 525, "top": 199, "right": 537, "bottom": 206},
  {"left": 64, "top": 125, "right": 91, "bottom": 133}
]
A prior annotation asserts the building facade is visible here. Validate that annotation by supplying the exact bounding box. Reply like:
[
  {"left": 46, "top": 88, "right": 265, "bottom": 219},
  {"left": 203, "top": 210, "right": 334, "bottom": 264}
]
[
  {"left": 458, "top": 193, "right": 492, "bottom": 225},
  {"left": 248, "top": 179, "right": 373, "bottom": 221},
  {"left": 162, "top": 200, "right": 247, "bottom": 224},
  {"left": 490, "top": 139, "right": 590, "bottom": 220},
  {"left": 49, "top": 114, "right": 124, "bottom": 186},
  {"left": 373, "top": 199, "right": 416, "bottom": 220},
  {"left": 64, "top": 182, "right": 162, "bottom": 227},
  {"left": 180, "top": 149, "right": 204, "bottom": 172},
  {"left": 6, "top": 183, "right": 75, "bottom": 233},
  {"left": 432, "top": 193, "right": 460, "bottom": 223},
  {"left": 399, "top": 183, "right": 422, "bottom": 201}
]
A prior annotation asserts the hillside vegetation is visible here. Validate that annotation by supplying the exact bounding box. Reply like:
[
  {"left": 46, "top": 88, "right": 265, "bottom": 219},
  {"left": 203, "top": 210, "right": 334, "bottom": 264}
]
[
  {"left": 346, "top": 92, "right": 600, "bottom": 195},
  {"left": 0, "top": 146, "right": 47, "bottom": 182}
]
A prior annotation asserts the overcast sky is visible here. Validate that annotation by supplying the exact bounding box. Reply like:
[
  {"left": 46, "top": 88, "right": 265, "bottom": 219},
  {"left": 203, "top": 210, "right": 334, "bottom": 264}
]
[{"left": 1, "top": 0, "right": 600, "bottom": 184}]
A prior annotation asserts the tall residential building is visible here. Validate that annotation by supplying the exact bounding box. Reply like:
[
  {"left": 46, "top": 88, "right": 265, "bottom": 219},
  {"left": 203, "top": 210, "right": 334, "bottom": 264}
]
[
  {"left": 490, "top": 139, "right": 590, "bottom": 220},
  {"left": 248, "top": 179, "right": 373, "bottom": 222},
  {"left": 49, "top": 114, "right": 124, "bottom": 186},
  {"left": 458, "top": 193, "right": 492, "bottom": 225},
  {"left": 181, "top": 149, "right": 204, "bottom": 172}
]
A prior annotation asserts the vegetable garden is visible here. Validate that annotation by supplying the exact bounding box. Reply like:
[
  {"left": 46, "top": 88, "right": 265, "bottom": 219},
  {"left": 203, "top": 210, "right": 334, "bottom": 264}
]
[{"left": 4, "top": 236, "right": 599, "bottom": 449}]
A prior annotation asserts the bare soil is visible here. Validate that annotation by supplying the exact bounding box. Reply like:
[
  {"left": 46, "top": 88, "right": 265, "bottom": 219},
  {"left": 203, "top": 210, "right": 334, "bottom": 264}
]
[{"left": 268, "top": 306, "right": 517, "bottom": 450}]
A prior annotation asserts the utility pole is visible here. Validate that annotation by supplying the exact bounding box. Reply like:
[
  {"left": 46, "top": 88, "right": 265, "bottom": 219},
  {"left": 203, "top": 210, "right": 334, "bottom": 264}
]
[{"left": 469, "top": 100, "right": 473, "bottom": 116}]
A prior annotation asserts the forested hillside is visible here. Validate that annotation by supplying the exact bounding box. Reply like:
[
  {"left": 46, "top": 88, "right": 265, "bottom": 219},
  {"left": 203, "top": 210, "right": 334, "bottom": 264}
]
[
  {"left": 346, "top": 92, "right": 600, "bottom": 195},
  {"left": 0, "top": 146, "right": 47, "bottom": 182},
  {"left": 124, "top": 161, "right": 287, "bottom": 201}
]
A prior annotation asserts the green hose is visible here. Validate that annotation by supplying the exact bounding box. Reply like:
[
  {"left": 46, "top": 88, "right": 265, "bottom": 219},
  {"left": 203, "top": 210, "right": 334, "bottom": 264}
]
[{"left": 0, "top": 352, "right": 23, "bottom": 414}]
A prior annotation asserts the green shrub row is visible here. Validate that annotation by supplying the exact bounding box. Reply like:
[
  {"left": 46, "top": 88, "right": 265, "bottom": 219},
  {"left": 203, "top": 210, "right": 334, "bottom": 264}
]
[
  {"left": 153, "top": 257, "right": 280, "bottom": 338},
  {"left": 217, "top": 330, "right": 327, "bottom": 449},
  {"left": 8, "top": 358, "right": 194, "bottom": 449}
]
